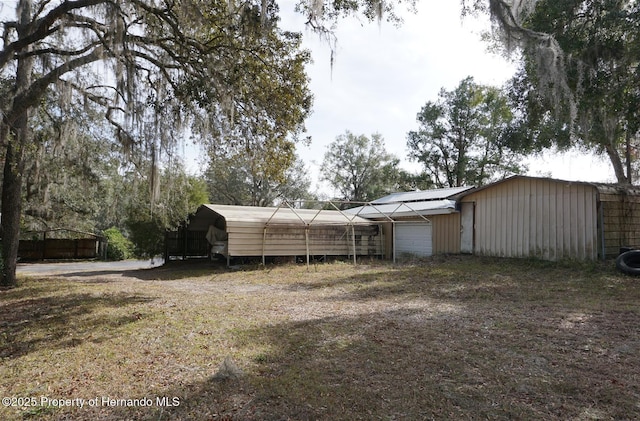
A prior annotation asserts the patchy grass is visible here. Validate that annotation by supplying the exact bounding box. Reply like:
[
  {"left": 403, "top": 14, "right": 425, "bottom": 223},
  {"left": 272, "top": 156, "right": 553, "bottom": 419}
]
[{"left": 1, "top": 256, "right": 640, "bottom": 420}]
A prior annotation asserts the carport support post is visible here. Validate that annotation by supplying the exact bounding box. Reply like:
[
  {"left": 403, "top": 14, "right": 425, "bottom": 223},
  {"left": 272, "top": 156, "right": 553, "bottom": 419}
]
[
  {"left": 262, "top": 226, "right": 267, "bottom": 266},
  {"left": 351, "top": 225, "right": 357, "bottom": 265},
  {"left": 392, "top": 222, "right": 397, "bottom": 263},
  {"left": 305, "top": 226, "right": 310, "bottom": 268}
]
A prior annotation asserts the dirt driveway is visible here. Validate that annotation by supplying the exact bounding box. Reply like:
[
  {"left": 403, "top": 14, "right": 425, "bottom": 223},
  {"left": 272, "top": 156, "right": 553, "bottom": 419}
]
[{"left": 17, "top": 259, "right": 163, "bottom": 277}]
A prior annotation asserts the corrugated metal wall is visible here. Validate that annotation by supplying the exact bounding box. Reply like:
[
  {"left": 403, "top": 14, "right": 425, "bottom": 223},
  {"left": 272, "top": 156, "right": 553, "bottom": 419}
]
[
  {"left": 461, "top": 177, "right": 598, "bottom": 260},
  {"left": 432, "top": 213, "right": 461, "bottom": 254},
  {"left": 387, "top": 214, "right": 462, "bottom": 257}
]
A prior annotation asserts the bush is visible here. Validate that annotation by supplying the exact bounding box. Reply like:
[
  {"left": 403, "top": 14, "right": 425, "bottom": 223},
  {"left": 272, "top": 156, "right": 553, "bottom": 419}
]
[
  {"left": 126, "top": 218, "right": 165, "bottom": 259},
  {"left": 103, "top": 227, "right": 134, "bottom": 261}
]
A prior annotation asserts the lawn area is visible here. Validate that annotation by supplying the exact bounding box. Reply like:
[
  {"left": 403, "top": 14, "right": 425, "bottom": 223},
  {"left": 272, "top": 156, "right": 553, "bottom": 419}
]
[{"left": 1, "top": 256, "right": 639, "bottom": 420}]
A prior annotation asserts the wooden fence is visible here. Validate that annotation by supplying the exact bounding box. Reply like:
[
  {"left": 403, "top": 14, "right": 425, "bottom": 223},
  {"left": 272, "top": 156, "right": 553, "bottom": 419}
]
[{"left": 18, "top": 229, "right": 107, "bottom": 260}]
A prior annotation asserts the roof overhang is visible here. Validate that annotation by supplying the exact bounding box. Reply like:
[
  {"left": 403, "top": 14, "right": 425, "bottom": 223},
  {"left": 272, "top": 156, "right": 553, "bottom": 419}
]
[
  {"left": 371, "top": 186, "right": 475, "bottom": 204},
  {"left": 346, "top": 199, "right": 457, "bottom": 220}
]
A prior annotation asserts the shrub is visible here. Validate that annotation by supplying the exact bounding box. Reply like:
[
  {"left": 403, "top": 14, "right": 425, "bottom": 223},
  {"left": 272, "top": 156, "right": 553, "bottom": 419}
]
[
  {"left": 103, "top": 227, "right": 134, "bottom": 261},
  {"left": 126, "top": 218, "right": 165, "bottom": 259}
]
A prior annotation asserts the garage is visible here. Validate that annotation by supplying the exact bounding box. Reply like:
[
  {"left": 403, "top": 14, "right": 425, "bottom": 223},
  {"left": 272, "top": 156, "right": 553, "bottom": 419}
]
[
  {"left": 347, "top": 186, "right": 473, "bottom": 261},
  {"left": 394, "top": 222, "right": 433, "bottom": 258}
]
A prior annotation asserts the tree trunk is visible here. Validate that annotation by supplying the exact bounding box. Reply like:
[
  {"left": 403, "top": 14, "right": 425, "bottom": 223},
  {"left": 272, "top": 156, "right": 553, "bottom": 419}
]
[
  {"left": 1, "top": 0, "right": 33, "bottom": 288},
  {"left": 605, "top": 142, "right": 630, "bottom": 184},
  {"left": 1, "top": 134, "right": 27, "bottom": 287}
]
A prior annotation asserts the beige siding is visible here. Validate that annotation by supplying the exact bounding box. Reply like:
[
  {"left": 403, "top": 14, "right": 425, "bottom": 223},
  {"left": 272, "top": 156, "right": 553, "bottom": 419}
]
[
  {"left": 228, "top": 224, "right": 383, "bottom": 257},
  {"left": 431, "top": 213, "right": 461, "bottom": 254},
  {"left": 186, "top": 204, "right": 385, "bottom": 259},
  {"left": 461, "top": 178, "right": 598, "bottom": 260}
]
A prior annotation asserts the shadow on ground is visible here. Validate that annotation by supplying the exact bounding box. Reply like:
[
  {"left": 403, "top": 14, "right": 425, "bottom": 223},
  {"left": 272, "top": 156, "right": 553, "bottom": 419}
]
[
  {"left": 0, "top": 285, "right": 155, "bottom": 360},
  {"left": 61, "top": 259, "right": 640, "bottom": 420}
]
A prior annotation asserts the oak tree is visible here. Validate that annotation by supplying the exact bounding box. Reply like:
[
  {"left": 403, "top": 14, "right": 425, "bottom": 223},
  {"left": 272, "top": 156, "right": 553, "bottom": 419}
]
[
  {"left": 407, "top": 77, "right": 525, "bottom": 188},
  {"left": 321, "top": 131, "right": 401, "bottom": 203},
  {"left": 467, "top": 0, "right": 640, "bottom": 184},
  {"left": 0, "top": 0, "right": 311, "bottom": 286}
]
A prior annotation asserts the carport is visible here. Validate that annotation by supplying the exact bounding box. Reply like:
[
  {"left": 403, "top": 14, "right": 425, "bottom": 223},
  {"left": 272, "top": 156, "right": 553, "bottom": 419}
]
[{"left": 166, "top": 203, "right": 384, "bottom": 265}]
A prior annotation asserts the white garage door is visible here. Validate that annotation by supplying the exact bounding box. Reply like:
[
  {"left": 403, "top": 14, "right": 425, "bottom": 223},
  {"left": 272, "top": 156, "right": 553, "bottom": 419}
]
[{"left": 395, "top": 222, "right": 432, "bottom": 257}]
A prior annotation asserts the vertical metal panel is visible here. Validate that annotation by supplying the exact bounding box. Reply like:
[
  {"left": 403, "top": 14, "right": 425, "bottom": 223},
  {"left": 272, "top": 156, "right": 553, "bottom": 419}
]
[
  {"left": 524, "top": 178, "right": 532, "bottom": 256},
  {"left": 432, "top": 213, "right": 461, "bottom": 254},
  {"left": 534, "top": 179, "right": 544, "bottom": 257},
  {"left": 548, "top": 181, "right": 557, "bottom": 260},
  {"left": 460, "top": 177, "right": 598, "bottom": 260},
  {"left": 555, "top": 182, "right": 565, "bottom": 259}
]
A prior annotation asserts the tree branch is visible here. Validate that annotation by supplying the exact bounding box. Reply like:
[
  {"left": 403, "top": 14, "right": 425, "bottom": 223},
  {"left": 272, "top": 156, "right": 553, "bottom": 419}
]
[
  {"left": 0, "top": 0, "right": 112, "bottom": 69},
  {"left": 8, "top": 46, "right": 107, "bottom": 124}
]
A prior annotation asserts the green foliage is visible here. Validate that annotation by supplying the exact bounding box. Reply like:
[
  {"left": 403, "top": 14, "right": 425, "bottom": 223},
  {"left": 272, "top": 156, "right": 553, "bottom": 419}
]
[
  {"left": 407, "top": 77, "right": 526, "bottom": 188},
  {"left": 21, "top": 91, "right": 114, "bottom": 232},
  {"left": 125, "top": 161, "right": 209, "bottom": 258},
  {"left": 103, "top": 227, "right": 134, "bottom": 261},
  {"left": 321, "top": 131, "right": 402, "bottom": 203},
  {"left": 297, "top": 0, "right": 417, "bottom": 32},
  {"left": 0, "top": 0, "right": 314, "bottom": 286},
  {"left": 205, "top": 146, "right": 314, "bottom": 206},
  {"left": 125, "top": 217, "right": 165, "bottom": 259},
  {"left": 395, "top": 170, "right": 434, "bottom": 191},
  {"left": 484, "top": 0, "right": 640, "bottom": 183}
]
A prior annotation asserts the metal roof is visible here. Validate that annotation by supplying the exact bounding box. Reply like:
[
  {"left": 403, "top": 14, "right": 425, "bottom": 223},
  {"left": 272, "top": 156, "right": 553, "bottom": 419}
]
[
  {"left": 371, "top": 186, "right": 474, "bottom": 204},
  {"left": 346, "top": 199, "right": 457, "bottom": 219},
  {"left": 199, "top": 204, "right": 374, "bottom": 226},
  {"left": 454, "top": 175, "right": 640, "bottom": 200}
]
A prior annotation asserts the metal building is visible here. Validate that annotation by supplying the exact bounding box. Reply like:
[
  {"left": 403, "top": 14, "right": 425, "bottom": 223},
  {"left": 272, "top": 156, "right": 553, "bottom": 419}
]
[{"left": 457, "top": 175, "right": 640, "bottom": 260}]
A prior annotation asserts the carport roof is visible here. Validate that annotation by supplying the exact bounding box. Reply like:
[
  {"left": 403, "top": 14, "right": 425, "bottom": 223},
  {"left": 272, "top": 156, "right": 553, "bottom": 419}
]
[
  {"left": 371, "top": 186, "right": 474, "bottom": 204},
  {"left": 346, "top": 199, "right": 457, "bottom": 219},
  {"left": 196, "top": 204, "right": 375, "bottom": 226}
]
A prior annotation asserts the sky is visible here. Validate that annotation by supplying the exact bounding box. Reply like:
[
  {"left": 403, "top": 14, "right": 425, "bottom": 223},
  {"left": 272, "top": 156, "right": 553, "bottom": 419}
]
[{"left": 276, "top": 0, "right": 616, "bottom": 196}]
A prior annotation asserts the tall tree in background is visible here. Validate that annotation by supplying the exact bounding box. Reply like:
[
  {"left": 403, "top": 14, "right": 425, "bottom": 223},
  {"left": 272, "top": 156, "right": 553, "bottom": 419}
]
[
  {"left": 467, "top": 0, "right": 640, "bottom": 184},
  {"left": 321, "top": 131, "right": 401, "bottom": 203},
  {"left": 0, "top": 0, "right": 311, "bottom": 287},
  {"left": 205, "top": 142, "right": 314, "bottom": 207},
  {"left": 407, "top": 77, "right": 525, "bottom": 188}
]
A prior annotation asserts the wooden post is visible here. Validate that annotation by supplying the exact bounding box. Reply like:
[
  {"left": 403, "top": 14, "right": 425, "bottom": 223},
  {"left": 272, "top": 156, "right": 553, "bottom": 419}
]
[{"left": 42, "top": 231, "right": 46, "bottom": 260}]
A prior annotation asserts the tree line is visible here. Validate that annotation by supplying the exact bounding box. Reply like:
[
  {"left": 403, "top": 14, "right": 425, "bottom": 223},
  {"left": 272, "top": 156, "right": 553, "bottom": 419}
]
[{"left": 1, "top": 0, "right": 639, "bottom": 286}]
